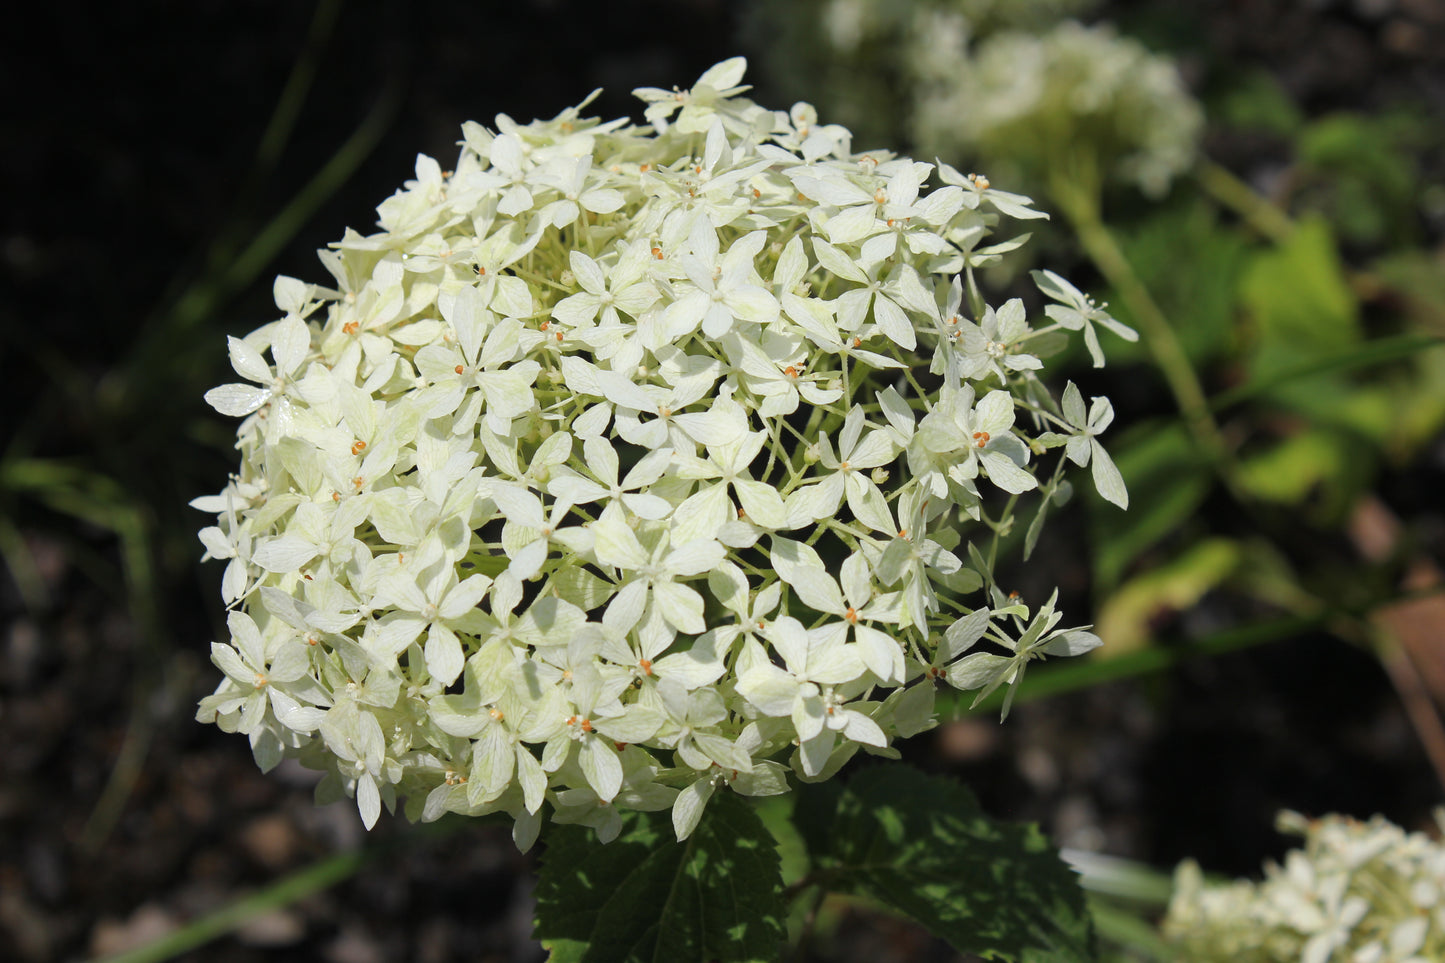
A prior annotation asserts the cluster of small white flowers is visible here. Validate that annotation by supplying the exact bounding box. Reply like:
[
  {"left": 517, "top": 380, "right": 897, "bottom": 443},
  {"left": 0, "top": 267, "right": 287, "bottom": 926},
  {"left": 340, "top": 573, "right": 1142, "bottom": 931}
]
[
  {"left": 915, "top": 20, "right": 1203, "bottom": 198},
  {"left": 1165, "top": 811, "right": 1445, "bottom": 963},
  {"left": 749, "top": 3, "right": 1197, "bottom": 199},
  {"left": 194, "top": 58, "right": 1130, "bottom": 847},
  {"left": 819, "top": 0, "right": 1093, "bottom": 58}
]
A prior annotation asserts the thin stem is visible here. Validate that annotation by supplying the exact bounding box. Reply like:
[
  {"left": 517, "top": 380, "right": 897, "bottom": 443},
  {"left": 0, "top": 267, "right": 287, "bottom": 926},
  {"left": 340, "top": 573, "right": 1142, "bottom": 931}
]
[
  {"left": 1052, "top": 173, "right": 1236, "bottom": 490},
  {"left": 95, "top": 847, "right": 373, "bottom": 963},
  {"left": 788, "top": 879, "right": 830, "bottom": 963},
  {"left": 1196, "top": 159, "right": 1295, "bottom": 244}
]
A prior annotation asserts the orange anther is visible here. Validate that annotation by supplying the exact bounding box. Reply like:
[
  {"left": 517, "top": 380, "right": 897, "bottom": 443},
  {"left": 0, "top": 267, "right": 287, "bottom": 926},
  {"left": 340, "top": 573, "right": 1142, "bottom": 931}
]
[
  {"left": 351, "top": 440, "right": 367, "bottom": 455},
  {"left": 638, "top": 658, "right": 653, "bottom": 676},
  {"left": 651, "top": 246, "right": 663, "bottom": 260},
  {"left": 580, "top": 718, "right": 593, "bottom": 733},
  {"left": 331, "top": 491, "right": 341, "bottom": 502},
  {"left": 540, "top": 320, "right": 550, "bottom": 331},
  {"left": 614, "top": 741, "right": 628, "bottom": 752},
  {"left": 454, "top": 364, "right": 465, "bottom": 374},
  {"left": 973, "top": 431, "right": 990, "bottom": 447},
  {"left": 852, "top": 336, "right": 862, "bottom": 348},
  {"left": 898, "top": 529, "right": 908, "bottom": 538},
  {"left": 784, "top": 365, "right": 799, "bottom": 378},
  {"left": 489, "top": 708, "right": 504, "bottom": 721},
  {"left": 565, "top": 715, "right": 577, "bottom": 726},
  {"left": 640, "top": 162, "right": 653, "bottom": 173},
  {"left": 342, "top": 320, "right": 359, "bottom": 335},
  {"left": 352, "top": 476, "right": 364, "bottom": 489},
  {"left": 845, "top": 606, "right": 858, "bottom": 624}
]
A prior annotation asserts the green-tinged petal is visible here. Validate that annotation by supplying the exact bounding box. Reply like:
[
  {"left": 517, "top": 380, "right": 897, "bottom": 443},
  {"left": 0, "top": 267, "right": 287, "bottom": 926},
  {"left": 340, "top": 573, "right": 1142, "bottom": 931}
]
[
  {"left": 672, "top": 777, "right": 716, "bottom": 840},
  {"left": 579, "top": 738, "right": 623, "bottom": 802}
]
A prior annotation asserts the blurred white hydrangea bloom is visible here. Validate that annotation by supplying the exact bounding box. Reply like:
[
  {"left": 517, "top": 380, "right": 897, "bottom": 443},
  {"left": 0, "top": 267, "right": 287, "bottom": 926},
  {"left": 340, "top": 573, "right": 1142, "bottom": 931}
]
[
  {"left": 1164, "top": 811, "right": 1445, "bottom": 963},
  {"left": 915, "top": 20, "right": 1203, "bottom": 198},
  {"left": 748, "top": 1, "right": 1199, "bottom": 199},
  {"left": 194, "top": 58, "right": 1128, "bottom": 846}
]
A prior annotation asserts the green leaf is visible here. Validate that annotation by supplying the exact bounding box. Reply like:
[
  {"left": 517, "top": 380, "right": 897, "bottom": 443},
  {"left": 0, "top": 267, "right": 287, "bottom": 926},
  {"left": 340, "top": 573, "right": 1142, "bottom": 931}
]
[
  {"left": 1235, "top": 430, "right": 1354, "bottom": 507},
  {"left": 1089, "top": 422, "right": 1211, "bottom": 591},
  {"left": 1214, "top": 69, "right": 1303, "bottom": 138},
  {"left": 1295, "top": 110, "right": 1427, "bottom": 248},
  {"left": 1094, "top": 538, "right": 1242, "bottom": 657},
  {"left": 534, "top": 793, "right": 786, "bottom": 963},
  {"left": 795, "top": 765, "right": 1096, "bottom": 962},
  {"left": 1240, "top": 217, "right": 1359, "bottom": 396},
  {"left": 1104, "top": 199, "right": 1251, "bottom": 367}
]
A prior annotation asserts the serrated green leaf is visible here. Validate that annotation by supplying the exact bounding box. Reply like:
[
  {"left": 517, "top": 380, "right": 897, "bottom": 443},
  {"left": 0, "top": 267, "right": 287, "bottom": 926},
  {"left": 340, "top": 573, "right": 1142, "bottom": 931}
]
[
  {"left": 795, "top": 765, "right": 1095, "bottom": 962},
  {"left": 534, "top": 793, "right": 786, "bottom": 963}
]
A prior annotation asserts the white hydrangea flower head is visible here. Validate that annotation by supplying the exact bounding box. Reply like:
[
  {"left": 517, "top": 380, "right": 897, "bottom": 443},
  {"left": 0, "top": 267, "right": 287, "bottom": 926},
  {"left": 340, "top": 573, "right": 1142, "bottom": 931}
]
[
  {"left": 195, "top": 58, "right": 1131, "bottom": 844},
  {"left": 914, "top": 20, "right": 1202, "bottom": 197},
  {"left": 1164, "top": 810, "right": 1445, "bottom": 963}
]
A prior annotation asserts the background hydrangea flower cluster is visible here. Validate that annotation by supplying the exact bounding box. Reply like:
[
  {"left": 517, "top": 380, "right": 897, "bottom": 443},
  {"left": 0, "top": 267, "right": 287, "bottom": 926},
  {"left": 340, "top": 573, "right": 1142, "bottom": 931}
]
[
  {"left": 195, "top": 58, "right": 1130, "bottom": 846},
  {"left": 1165, "top": 811, "right": 1445, "bottom": 963},
  {"left": 748, "top": 0, "right": 1201, "bottom": 199}
]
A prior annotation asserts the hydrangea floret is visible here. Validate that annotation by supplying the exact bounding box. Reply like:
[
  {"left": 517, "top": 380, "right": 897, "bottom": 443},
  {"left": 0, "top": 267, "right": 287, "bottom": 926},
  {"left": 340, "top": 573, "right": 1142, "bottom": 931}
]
[
  {"left": 194, "top": 58, "right": 1130, "bottom": 847},
  {"left": 1164, "top": 810, "right": 1445, "bottom": 963}
]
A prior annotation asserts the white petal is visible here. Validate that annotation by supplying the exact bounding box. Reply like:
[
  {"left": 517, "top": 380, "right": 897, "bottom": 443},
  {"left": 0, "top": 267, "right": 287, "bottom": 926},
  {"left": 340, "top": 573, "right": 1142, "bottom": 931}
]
[
  {"left": 204, "top": 383, "right": 270, "bottom": 417},
  {"left": 424, "top": 624, "right": 465, "bottom": 687},
  {"left": 227, "top": 336, "right": 272, "bottom": 384},
  {"left": 579, "top": 738, "right": 622, "bottom": 802},
  {"left": 653, "top": 581, "right": 706, "bottom": 635},
  {"left": 1090, "top": 440, "right": 1129, "bottom": 509},
  {"left": 252, "top": 535, "right": 319, "bottom": 573},
  {"left": 771, "top": 536, "right": 845, "bottom": 614},
  {"left": 673, "top": 778, "right": 715, "bottom": 840},
  {"left": 356, "top": 772, "right": 381, "bottom": 829}
]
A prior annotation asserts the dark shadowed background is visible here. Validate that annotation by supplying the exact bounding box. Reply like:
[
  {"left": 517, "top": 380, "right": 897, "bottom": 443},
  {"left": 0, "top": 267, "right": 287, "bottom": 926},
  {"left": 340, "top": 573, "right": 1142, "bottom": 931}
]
[{"left": 2, "top": 1, "right": 1443, "bottom": 960}]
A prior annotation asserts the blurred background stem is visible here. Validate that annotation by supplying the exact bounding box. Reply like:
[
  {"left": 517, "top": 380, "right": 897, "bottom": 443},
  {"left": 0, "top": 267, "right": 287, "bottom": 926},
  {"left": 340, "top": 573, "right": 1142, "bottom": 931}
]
[{"left": 1049, "top": 164, "right": 1235, "bottom": 496}]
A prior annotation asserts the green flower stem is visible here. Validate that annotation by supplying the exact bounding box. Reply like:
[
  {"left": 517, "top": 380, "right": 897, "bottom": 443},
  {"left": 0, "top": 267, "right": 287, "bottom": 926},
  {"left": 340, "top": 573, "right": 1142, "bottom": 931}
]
[
  {"left": 1051, "top": 172, "right": 1234, "bottom": 485},
  {"left": 1196, "top": 159, "right": 1295, "bottom": 245},
  {"left": 1087, "top": 896, "right": 1173, "bottom": 961},
  {"left": 92, "top": 847, "right": 372, "bottom": 963}
]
